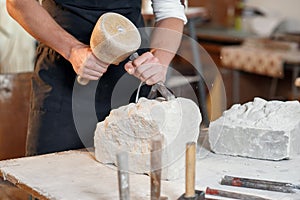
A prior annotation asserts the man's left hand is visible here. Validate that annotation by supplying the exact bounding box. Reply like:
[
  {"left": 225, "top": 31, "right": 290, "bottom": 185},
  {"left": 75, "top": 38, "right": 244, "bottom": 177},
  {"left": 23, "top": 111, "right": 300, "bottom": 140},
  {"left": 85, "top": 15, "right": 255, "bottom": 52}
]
[{"left": 124, "top": 51, "right": 167, "bottom": 85}]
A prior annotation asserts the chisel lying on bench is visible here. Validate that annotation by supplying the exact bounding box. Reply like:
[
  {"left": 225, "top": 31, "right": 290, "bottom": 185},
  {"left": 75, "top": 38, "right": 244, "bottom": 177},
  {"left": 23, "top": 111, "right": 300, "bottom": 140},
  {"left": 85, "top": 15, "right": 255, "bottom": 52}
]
[{"left": 221, "top": 175, "right": 299, "bottom": 193}]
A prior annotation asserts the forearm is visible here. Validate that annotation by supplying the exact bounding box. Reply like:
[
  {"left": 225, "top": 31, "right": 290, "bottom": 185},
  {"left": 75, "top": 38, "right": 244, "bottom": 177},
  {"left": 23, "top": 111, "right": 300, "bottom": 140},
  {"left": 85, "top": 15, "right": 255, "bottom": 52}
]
[
  {"left": 150, "top": 18, "right": 184, "bottom": 67},
  {"left": 6, "top": 0, "right": 83, "bottom": 60}
]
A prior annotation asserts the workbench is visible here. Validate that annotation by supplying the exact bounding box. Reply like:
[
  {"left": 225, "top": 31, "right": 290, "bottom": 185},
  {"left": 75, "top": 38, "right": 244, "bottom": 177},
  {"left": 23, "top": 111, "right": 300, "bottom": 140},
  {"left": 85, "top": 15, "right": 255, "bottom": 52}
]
[{"left": 1, "top": 144, "right": 299, "bottom": 200}]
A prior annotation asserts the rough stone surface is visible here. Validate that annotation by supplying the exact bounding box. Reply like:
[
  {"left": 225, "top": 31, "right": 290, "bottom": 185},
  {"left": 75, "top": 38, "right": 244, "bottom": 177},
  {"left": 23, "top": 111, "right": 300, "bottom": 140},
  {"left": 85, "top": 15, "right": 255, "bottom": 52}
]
[
  {"left": 209, "top": 98, "right": 300, "bottom": 160},
  {"left": 94, "top": 97, "right": 201, "bottom": 180}
]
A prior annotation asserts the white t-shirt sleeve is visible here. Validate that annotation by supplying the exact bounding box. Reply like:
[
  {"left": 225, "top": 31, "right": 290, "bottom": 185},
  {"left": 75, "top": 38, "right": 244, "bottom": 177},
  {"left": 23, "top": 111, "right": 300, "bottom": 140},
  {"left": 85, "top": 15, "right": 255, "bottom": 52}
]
[{"left": 151, "top": 0, "right": 188, "bottom": 24}]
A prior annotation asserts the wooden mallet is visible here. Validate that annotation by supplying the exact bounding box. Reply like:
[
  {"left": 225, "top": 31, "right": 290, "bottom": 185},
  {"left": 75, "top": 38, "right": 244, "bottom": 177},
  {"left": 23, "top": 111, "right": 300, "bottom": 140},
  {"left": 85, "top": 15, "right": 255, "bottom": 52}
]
[
  {"left": 77, "top": 12, "right": 141, "bottom": 85},
  {"left": 178, "top": 142, "right": 205, "bottom": 200}
]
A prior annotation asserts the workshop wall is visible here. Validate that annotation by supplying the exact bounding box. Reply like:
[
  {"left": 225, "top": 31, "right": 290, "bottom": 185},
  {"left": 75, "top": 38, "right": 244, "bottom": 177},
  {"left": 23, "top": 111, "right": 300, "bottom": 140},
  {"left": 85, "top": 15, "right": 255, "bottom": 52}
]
[
  {"left": 246, "top": 0, "right": 300, "bottom": 32},
  {"left": 189, "top": 0, "right": 300, "bottom": 32},
  {"left": 0, "top": 0, "right": 35, "bottom": 73}
]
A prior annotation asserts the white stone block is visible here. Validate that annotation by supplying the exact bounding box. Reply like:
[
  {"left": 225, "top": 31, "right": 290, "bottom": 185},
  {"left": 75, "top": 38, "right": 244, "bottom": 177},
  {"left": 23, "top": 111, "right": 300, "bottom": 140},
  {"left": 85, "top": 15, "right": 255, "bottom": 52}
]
[
  {"left": 209, "top": 98, "right": 300, "bottom": 161},
  {"left": 94, "top": 97, "right": 201, "bottom": 180}
]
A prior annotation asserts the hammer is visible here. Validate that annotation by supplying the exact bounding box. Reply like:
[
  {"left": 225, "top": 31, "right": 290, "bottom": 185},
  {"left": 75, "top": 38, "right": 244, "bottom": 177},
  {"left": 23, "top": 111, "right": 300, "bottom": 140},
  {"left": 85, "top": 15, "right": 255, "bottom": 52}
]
[
  {"left": 77, "top": 12, "right": 141, "bottom": 85},
  {"left": 178, "top": 142, "right": 205, "bottom": 200}
]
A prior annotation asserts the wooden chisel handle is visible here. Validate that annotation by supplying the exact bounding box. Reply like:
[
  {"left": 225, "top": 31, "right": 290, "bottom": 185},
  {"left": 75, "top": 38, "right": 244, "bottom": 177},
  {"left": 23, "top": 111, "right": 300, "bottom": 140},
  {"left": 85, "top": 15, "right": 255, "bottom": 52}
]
[
  {"left": 185, "top": 142, "right": 196, "bottom": 198},
  {"left": 151, "top": 135, "right": 163, "bottom": 200},
  {"left": 117, "top": 152, "right": 130, "bottom": 200}
]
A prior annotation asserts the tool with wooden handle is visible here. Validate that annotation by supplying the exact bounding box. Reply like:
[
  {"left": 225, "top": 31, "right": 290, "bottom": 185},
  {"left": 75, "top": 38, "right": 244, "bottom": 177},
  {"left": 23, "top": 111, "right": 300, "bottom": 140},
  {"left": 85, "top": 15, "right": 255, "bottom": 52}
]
[
  {"left": 77, "top": 12, "right": 141, "bottom": 85},
  {"left": 150, "top": 135, "right": 168, "bottom": 200},
  {"left": 178, "top": 142, "right": 205, "bottom": 200}
]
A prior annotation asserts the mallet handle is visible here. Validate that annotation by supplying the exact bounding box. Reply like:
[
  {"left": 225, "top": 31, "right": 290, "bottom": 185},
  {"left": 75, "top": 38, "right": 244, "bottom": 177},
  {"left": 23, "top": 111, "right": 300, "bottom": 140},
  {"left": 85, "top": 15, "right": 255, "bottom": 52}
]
[
  {"left": 77, "top": 76, "right": 89, "bottom": 85},
  {"left": 185, "top": 142, "right": 196, "bottom": 198},
  {"left": 77, "top": 52, "right": 138, "bottom": 86}
]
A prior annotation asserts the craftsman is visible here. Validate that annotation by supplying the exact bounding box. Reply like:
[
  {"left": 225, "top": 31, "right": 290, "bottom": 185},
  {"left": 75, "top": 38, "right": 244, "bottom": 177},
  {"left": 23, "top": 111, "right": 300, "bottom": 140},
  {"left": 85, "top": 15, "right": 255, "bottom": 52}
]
[{"left": 6, "top": 0, "right": 187, "bottom": 156}]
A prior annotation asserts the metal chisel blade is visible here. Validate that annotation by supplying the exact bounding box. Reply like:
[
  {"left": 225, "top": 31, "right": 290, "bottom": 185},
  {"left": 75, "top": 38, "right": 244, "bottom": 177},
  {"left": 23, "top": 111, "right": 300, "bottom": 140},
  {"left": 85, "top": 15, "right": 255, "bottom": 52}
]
[{"left": 148, "top": 82, "right": 175, "bottom": 101}]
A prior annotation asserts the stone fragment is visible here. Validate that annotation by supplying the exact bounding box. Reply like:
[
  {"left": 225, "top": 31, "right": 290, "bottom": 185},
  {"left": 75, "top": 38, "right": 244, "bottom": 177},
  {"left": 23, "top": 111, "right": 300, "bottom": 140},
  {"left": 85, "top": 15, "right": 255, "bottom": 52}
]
[
  {"left": 94, "top": 97, "right": 201, "bottom": 180},
  {"left": 209, "top": 98, "right": 300, "bottom": 160}
]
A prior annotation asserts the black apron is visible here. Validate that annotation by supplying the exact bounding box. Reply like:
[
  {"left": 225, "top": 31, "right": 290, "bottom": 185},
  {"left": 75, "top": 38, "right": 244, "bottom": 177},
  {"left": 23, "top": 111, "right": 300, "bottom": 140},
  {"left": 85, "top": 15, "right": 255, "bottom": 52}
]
[{"left": 26, "top": 0, "right": 149, "bottom": 156}]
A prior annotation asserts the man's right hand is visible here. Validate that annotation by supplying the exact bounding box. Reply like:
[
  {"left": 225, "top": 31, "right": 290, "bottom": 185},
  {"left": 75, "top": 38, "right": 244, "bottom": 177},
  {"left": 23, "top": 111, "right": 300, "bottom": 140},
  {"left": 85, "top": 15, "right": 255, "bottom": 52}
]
[{"left": 69, "top": 44, "right": 109, "bottom": 81}]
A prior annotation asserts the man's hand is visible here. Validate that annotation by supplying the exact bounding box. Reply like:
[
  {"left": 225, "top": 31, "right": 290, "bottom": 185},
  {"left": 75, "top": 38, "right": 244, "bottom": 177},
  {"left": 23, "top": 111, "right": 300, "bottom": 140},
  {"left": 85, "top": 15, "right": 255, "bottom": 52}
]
[
  {"left": 124, "top": 51, "right": 167, "bottom": 85},
  {"left": 69, "top": 44, "right": 109, "bottom": 81},
  {"left": 6, "top": 0, "right": 110, "bottom": 82}
]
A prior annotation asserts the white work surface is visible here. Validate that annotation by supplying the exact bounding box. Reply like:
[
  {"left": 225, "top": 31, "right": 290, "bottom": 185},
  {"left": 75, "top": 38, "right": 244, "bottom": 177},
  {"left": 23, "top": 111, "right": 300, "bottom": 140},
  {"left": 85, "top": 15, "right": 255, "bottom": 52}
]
[{"left": 0, "top": 147, "right": 300, "bottom": 200}]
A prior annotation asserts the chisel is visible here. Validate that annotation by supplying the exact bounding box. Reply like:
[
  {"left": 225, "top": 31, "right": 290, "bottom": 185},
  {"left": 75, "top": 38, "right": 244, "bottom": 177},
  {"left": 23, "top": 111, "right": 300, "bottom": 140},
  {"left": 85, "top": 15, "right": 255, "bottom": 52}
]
[
  {"left": 150, "top": 135, "right": 168, "bottom": 200},
  {"left": 221, "top": 175, "right": 297, "bottom": 193},
  {"left": 206, "top": 187, "right": 271, "bottom": 200},
  {"left": 117, "top": 151, "right": 130, "bottom": 200}
]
